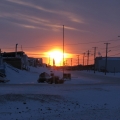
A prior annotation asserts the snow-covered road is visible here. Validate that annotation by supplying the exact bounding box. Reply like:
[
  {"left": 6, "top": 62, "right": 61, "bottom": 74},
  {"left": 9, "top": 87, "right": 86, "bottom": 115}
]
[
  {"left": 1, "top": 67, "right": 120, "bottom": 120},
  {"left": 0, "top": 82, "right": 120, "bottom": 120},
  {"left": 71, "top": 70, "right": 120, "bottom": 84}
]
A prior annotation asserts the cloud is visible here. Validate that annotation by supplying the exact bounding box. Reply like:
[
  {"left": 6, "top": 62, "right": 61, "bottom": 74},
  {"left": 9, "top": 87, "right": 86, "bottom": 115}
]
[
  {"left": 0, "top": 0, "right": 87, "bottom": 33},
  {"left": 68, "top": 15, "right": 85, "bottom": 24},
  {"left": 6, "top": 0, "right": 85, "bottom": 24},
  {"left": 0, "top": 11, "right": 81, "bottom": 31},
  {"left": 6, "top": 0, "right": 62, "bottom": 14}
]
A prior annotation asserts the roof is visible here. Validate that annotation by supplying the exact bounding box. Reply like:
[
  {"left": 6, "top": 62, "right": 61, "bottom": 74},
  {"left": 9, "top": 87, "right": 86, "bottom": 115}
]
[
  {"left": 96, "top": 57, "right": 120, "bottom": 60},
  {"left": 2, "top": 51, "right": 25, "bottom": 57}
]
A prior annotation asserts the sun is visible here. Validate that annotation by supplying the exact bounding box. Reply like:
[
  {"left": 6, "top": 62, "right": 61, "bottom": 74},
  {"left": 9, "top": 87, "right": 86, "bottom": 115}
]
[{"left": 47, "top": 49, "right": 66, "bottom": 66}]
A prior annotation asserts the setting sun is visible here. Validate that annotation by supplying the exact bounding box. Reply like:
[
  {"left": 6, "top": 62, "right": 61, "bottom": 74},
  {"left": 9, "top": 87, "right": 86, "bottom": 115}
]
[{"left": 47, "top": 49, "right": 68, "bottom": 66}]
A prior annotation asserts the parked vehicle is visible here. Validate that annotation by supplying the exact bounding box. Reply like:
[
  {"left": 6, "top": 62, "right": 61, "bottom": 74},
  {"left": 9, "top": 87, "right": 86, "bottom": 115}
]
[
  {"left": 37, "top": 72, "right": 51, "bottom": 83},
  {"left": 37, "top": 72, "right": 64, "bottom": 84}
]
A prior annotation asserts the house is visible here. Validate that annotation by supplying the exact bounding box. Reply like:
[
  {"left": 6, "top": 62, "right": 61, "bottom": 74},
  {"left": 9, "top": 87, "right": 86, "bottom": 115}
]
[
  {"left": 95, "top": 57, "right": 120, "bottom": 72},
  {"left": 28, "top": 57, "right": 43, "bottom": 67},
  {"left": 2, "top": 51, "right": 29, "bottom": 70}
]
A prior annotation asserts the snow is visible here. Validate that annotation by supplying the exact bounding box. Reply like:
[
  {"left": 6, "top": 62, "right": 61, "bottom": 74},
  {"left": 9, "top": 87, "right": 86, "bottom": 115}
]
[{"left": 0, "top": 64, "right": 120, "bottom": 119}]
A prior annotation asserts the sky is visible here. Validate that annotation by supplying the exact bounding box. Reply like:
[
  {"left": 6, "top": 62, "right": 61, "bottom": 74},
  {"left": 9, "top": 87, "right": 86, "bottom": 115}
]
[{"left": 0, "top": 0, "right": 120, "bottom": 65}]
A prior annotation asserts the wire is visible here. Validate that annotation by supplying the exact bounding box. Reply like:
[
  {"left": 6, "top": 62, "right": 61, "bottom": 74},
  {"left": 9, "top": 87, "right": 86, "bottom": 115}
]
[
  {"left": 109, "top": 44, "right": 120, "bottom": 49},
  {"left": 65, "top": 39, "right": 120, "bottom": 45},
  {"left": 1, "top": 38, "right": 120, "bottom": 49},
  {"left": 109, "top": 53, "right": 120, "bottom": 57}
]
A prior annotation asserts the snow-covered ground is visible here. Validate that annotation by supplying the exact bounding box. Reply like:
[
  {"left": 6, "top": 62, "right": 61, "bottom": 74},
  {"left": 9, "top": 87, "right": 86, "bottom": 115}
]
[{"left": 0, "top": 64, "right": 120, "bottom": 120}]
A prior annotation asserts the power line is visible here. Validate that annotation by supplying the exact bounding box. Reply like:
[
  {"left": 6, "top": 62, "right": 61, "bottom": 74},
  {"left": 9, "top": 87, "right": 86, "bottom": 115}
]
[
  {"left": 65, "top": 38, "right": 120, "bottom": 45},
  {"left": 1, "top": 38, "right": 120, "bottom": 49},
  {"left": 98, "top": 46, "right": 120, "bottom": 55},
  {"left": 109, "top": 44, "right": 120, "bottom": 49},
  {"left": 109, "top": 53, "right": 120, "bottom": 57}
]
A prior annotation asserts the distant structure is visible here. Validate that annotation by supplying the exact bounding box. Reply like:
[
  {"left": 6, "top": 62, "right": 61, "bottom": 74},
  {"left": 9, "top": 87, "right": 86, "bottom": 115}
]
[
  {"left": 28, "top": 57, "right": 43, "bottom": 67},
  {"left": 95, "top": 57, "right": 120, "bottom": 72},
  {"left": 2, "top": 51, "right": 28, "bottom": 70},
  {"left": 2, "top": 51, "right": 43, "bottom": 69},
  {"left": 53, "top": 58, "right": 55, "bottom": 66}
]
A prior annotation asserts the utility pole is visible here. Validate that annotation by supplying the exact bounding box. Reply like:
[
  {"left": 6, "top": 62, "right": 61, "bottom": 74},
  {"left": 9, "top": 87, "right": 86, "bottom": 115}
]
[
  {"left": 65, "top": 59, "right": 67, "bottom": 66},
  {"left": 83, "top": 53, "right": 85, "bottom": 66},
  {"left": 63, "top": 25, "right": 64, "bottom": 79},
  {"left": 77, "top": 55, "right": 80, "bottom": 66},
  {"left": 48, "top": 55, "right": 50, "bottom": 65},
  {"left": 87, "top": 50, "right": 90, "bottom": 66},
  {"left": 53, "top": 58, "right": 55, "bottom": 66},
  {"left": 15, "top": 44, "right": 18, "bottom": 57},
  {"left": 71, "top": 58, "right": 72, "bottom": 70},
  {"left": 104, "top": 43, "right": 110, "bottom": 75},
  {"left": 92, "top": 47, "right": 97, "bottom": 73},
  {"left": 71, "top": 58, "right": 72, "bottom": 66}
]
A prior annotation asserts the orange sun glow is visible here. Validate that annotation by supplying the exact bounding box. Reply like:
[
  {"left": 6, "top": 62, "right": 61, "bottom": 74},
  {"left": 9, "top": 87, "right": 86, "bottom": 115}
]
[{"left": 47, "top": 49, "right": 67, "bottom": 66}]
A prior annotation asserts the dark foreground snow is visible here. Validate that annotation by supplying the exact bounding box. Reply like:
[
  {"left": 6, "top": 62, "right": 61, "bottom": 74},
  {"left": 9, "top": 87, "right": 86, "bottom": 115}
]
[{"left": 0, "top": 66, "right": 120, "bottom": 119}]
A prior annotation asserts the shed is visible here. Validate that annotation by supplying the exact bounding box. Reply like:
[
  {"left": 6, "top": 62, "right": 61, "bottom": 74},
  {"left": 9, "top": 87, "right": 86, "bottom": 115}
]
[{"left": 95, "top": 57, "right": 120, "bottom": 72}]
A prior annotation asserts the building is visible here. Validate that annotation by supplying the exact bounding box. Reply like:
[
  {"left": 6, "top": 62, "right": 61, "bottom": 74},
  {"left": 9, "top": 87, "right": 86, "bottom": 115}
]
[
  {"left": 95, "top": 57, "right": 120, "bottom": 72},
  {"left": 28, "top": 57, "right": 43, "bottom": 67},
  {"left": 2, "top": 51, "right": 29, "bottom": 70}
]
